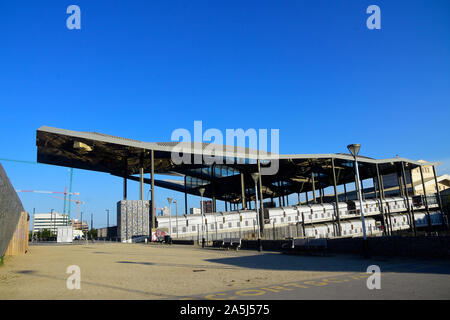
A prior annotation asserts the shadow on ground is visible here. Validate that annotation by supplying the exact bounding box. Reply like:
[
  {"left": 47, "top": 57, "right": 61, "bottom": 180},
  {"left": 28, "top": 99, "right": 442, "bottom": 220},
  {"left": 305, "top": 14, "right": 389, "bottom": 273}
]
[{"left": 199, "top": 252, "right": 450, "bottom": 275}]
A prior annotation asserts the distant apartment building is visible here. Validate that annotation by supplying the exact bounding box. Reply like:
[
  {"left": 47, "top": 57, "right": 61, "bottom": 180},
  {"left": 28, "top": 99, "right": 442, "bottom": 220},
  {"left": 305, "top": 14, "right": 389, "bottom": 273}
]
[
  {"left": 32, "top": 212, "right": 70, "bottom": 233},
  {"left": 376, "top": 161, "right": 449, "bottom": 196},
  {"left": 71, "top": 219, "right": 89, "bottom": 232},
  {"left": 332, "top": 160, "right": 450, "bottom": 201},
  {"left": 190, "top": 207, "right": 201, "bottom": 215},
  {"left": 201, "top": 200, "right": 212, "bottom": 213},
  {"left": 160, "top": 206, "right": 170, "bottom": 216},
  {"left": 410, "top": 161, "right": 450, "bottom": 195}
]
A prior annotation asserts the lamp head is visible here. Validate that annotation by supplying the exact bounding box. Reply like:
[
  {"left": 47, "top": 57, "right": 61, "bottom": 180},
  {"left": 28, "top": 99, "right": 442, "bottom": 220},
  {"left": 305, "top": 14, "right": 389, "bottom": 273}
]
[
  {"left": 251, "top": 172, "right": 259, "bottom": 183},
  {"left": 347, "top": 144, "right": 361, "bottom": 157},
  {"left": 167, "top": 197, "right": 173, "bottom": 204},
  {"left": 198, "top": 187, "right": 205, "bottom": 196}
]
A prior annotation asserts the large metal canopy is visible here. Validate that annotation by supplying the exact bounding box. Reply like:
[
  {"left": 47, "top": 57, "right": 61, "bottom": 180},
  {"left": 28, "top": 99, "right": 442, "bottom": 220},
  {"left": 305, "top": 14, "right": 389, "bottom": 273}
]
[{"left": 36, "top": 126, "right": 440, "bottom": 203}]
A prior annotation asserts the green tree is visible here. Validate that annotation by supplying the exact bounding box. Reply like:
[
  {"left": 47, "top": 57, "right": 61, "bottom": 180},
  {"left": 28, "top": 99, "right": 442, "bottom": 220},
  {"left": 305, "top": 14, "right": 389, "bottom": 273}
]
[
  {"left": 87, "top": 228, "right": 98, "bottom": 239},
  {"left": 40, "top": 229, "right": 55, "bottom": 240}
]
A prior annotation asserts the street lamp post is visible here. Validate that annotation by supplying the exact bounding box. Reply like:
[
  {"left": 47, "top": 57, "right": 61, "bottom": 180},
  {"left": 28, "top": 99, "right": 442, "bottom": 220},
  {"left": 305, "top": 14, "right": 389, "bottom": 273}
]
[
  {"left": 251, "top": 173, "right": 263, "bottom": 252},
  {"left": 167, "top": 198, "right": 173, "bottom": 238},
  {"left": 174, "top": 200, "right": 178, "bottom": 239},
  {"left": 199, "top": 188, "right": 206, "bottom": 248},
  {"left": 106, "top": 209, "right": 109, "bottom": 240},
  {"left": 50, "top": 209, "right": 54, "bottom": 238},
  {"left": 347, "top": 144, "right": 369, "bottom": 258}
]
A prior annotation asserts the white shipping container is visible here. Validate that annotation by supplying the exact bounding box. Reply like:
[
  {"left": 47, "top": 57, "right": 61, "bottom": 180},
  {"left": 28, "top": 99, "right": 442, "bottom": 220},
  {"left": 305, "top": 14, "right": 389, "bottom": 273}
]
[{"left": 57, "top": 226, "right": 73, "bottom": 243}]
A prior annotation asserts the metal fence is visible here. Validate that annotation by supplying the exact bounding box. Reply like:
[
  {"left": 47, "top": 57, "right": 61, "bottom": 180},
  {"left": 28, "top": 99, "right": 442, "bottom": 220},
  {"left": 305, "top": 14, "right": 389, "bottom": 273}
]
[{"left": 171, "top": 222, "right": 305, "bottom": 242}]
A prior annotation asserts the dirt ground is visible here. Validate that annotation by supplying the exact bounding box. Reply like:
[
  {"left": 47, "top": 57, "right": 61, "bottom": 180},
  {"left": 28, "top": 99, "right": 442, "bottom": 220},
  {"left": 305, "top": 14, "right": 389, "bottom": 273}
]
[
  {"left": 2, "top": 242, "right": 448, "bottom": 300},
  {"left": 0, "top": 242, "right": 366, "bottom": 300}
]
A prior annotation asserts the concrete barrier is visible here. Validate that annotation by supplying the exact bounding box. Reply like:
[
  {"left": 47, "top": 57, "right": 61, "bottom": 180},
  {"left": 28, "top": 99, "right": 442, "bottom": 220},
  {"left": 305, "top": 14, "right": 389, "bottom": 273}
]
[{"left": 0, "top": 163, "right": 25, "bottom": 258}]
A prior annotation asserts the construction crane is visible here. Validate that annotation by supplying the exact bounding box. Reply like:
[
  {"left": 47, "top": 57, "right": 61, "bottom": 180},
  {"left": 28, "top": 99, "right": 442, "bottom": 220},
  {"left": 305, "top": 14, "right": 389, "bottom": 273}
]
[
  {"left": 1, "top": 158, "right": 76, "bottom": 215},
  {"left": 16, "top": 189, "right": 81, "bottom": 223},
  {"left": 15, "top": 189, "right": 79, "bottom": 196},
  {"left": 52, "top": 195, "right": 85, "bottom": 228}
]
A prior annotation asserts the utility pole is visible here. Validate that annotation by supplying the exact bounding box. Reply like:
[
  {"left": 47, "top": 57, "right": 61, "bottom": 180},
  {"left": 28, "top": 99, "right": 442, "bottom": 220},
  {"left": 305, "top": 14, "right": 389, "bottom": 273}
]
[
  {"left": 106, "top": 209, "right": 110, "bottom": 240},
  {"left": 32, "top": 208, "right": 35, "bottom": 242},
  {"left": 199, "top": 188, "right": 205, "bottom": 248},
  {"left": 174, "top": 200, "right": 178, "bottom": 238},
  {"left": 50, "top": 209, "right": 54, "bottom": 237}
]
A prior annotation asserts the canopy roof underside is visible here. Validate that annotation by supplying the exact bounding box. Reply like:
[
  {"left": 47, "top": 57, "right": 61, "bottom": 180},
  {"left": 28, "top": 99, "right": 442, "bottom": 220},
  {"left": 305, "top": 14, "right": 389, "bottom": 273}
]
[{"left": 36, "top": 126, "right": 440, "bottom": 202}]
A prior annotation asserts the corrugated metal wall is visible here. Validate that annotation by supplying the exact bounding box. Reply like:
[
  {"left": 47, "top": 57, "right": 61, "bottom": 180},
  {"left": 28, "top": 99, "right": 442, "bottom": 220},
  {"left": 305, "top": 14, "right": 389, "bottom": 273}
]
[{"left": 0, "top": 163, "right": 25, "bottom": 257}]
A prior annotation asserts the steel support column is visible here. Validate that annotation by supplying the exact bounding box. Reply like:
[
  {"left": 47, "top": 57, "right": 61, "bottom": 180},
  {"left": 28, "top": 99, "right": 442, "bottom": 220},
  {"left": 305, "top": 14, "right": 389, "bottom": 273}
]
[
  {"left": 354, "top": 175, "right": 360, "bottom": 201},
  {"left": 380, "top": 167, "right": 393, "bottom": 235},
  {"left": 360, "top": 179, "right": 365, "bottom": 201},
  {"left": 139, "top": 153, "right": 145, "bottom": 201},
  {"left": 311, "top": 172, "right": 317, "bottom": 204},
  {"left": 373, "top": 177, "right": 378, "bottom": 200},
  {"left": 375, "top": 163, "right": 387, "bottom": 235},
  {"left": 151, "top": 150, "right": 155, "bottom": 231},
  {"left": 396, "top": 165, "right": 404, "bottom": 197},
  {"left": 123, "top": 176, "right": 127, "bottom": 200},
  {"left": 401, "top": 162, "right": 416, "bottom": 235},
  {"left": 240, "top": 173, "right": 246, "bottom": 210},
  {"left": 331, "top": 158, "right": 341, "bottom": 236},
  {"left": 257, "top": 160, "right": 264, "bottom": 232},
  {"left": 277, "top": 181, "right": 282, "bottom": 207},
  {"left": 419, "top": 166, "right": 431, "bottom": 230},
  {"left": 433, "top": 165, "right": 448, "bottom": 228},
  {"left": 184, "top": 175, "right": 188, "bottom": 215},
  {"left": 139, "top": 166, "right": 144, "bottom": 201}
]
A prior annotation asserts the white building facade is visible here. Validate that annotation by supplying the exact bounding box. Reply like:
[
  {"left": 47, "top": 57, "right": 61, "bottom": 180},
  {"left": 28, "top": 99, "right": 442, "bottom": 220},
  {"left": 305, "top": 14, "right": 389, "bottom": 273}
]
[{"left": 33, "top": 212, "right": 70, "bottom": 233}]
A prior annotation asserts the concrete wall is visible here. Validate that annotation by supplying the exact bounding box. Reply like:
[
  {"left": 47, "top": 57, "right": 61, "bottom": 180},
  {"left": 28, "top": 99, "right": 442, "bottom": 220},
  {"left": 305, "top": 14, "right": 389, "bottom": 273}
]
[{"left": 0, "top": 163, "right": 24, "bottom": 257}]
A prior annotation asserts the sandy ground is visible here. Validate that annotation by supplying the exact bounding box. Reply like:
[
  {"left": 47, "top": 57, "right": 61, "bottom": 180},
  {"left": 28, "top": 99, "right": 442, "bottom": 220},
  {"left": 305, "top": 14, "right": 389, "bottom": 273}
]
[
  {"left": 0, "top": 242, "right": 361, "bottom": 299},
  {"left": 1, "top": 242, "right": 448, "bottom": 300}
]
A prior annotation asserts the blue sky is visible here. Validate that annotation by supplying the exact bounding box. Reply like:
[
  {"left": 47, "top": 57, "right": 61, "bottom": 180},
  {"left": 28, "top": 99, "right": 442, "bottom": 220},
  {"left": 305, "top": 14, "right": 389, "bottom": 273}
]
[{"left": 1, "top": 0, "right": 449, "bottom": 228}]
